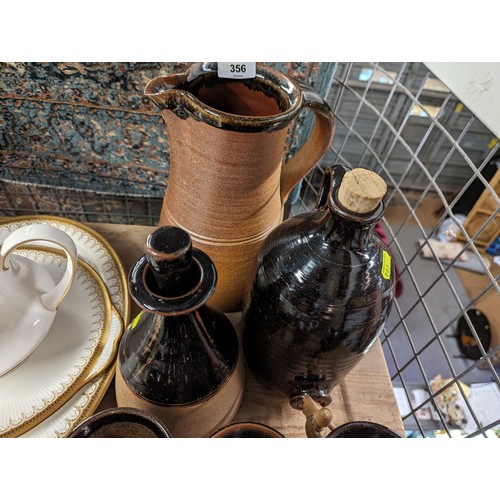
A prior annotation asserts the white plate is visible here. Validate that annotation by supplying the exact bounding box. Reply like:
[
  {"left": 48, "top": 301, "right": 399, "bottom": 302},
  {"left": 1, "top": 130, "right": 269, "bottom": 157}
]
[
  {"left": 0, "top": 249, "right": 111, "bottom": 437},
  {"left": 0, "top": 216, "right": 130, "bottom": 437}
]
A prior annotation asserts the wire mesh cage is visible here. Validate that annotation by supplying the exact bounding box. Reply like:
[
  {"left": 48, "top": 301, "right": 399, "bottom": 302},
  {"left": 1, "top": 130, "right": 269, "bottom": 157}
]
[
  {"left": 0, "top": 180, "right": 164, "bottom": 226},
  {"left": 1, "top": 62, "right": 499, "bottom": 438},
  {"left": 290, "top": 62, "right": 500, "bottom": 438}
]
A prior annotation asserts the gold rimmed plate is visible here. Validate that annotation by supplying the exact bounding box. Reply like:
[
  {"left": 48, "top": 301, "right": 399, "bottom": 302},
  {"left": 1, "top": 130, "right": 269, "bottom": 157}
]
[{"left": 0, "top": 216, "right": 130, "bottom": 437}]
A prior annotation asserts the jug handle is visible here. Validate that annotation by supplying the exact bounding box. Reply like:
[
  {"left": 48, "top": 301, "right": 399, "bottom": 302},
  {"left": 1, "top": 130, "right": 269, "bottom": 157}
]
[
  {"left": 280, "top": 82, "right": 336, "bottom": 204},
  {"left": 314, "top": 164, "right": 349, "bottom": 210},
  {"left": 1, "top": 225, "right": 78, "bottom": 311}
]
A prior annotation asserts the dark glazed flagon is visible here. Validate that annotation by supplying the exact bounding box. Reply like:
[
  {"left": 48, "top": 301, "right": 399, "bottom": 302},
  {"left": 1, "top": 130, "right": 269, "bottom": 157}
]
[{"left": 242, "top": 165, "right": 395, "bottom": 409}]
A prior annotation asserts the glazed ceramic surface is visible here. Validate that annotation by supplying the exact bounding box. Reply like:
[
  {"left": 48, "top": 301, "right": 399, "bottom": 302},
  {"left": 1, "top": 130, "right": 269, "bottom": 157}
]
[
  {"left": 326, "top": 421, "right": 402, "bottom": 438},
  {"left": 210, "top": 421, "right": 285, "bottom": 438},
  {"left": 0, "top": 224, "right": 78, "bottom": 377},
  {"left": 116, "top": 226, "right": 245, "bottom": 437},
  {"left": 146, "top": 62, "right": 335, "bottom": 311},
  {"left": 0, "top": 216, "right": 129, "bottom": 438},
  {"left": 242, "top": 165, "right": 395, "bottom": 409},
  {"left": 0, "top": 249, "right": 110, "bottom": 437},
  {"left": 68, "top": 407, "right": 172, "bottom": 438}
]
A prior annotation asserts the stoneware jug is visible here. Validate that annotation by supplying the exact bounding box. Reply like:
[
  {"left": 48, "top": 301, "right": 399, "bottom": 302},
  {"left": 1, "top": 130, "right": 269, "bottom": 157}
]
[
  {"left": 115, "top": 226, "right": 245, "bottom": 438},
  {"left": 242, "top": 165, "right": 395, "bottom": 410},
  {"left": 0, "top": 224, "right": 78, "bottom": 377},
  {"left": 145, "top": 62, "right": 335, "bottom": 312}
]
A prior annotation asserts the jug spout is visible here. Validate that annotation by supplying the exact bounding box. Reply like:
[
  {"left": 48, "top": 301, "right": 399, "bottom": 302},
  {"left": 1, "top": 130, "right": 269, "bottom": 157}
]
[
  {"left": 145, "top": 63, "right": 220, "bottom": 117},
  {"left": 145, "top": 74, "right": 192, "bottom": 117}
]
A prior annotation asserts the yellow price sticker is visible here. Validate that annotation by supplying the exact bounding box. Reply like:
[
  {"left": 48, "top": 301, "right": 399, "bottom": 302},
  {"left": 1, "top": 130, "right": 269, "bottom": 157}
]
[
  {"left": 130, "top": 311, "right": 143, "bottom": 330},
  {"left": 382, "top": 250, "right": 391, "bottom": 280}
]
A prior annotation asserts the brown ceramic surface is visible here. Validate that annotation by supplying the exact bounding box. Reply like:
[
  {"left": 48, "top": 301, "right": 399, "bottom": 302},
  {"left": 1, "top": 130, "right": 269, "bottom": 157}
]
[
  {"left": 242, "top": 165, "right": 395, "bottom": 408},
  {"left": 146, "top": 63, "right": 335, "bottom": 311},
  {"left": 115, "top": 226, "right": 246, "bottom": 438},
  {"left": 115, "top": 351, "right": 245, "bottom": 438},
  {"left": 210, "top": 421, "right": 285, "bottom": 438},
  {"left": 326, "top": 421, "right": 402, "bottom": 438},
  {"left": 68, "top": 407, "right": 172, "bottom": 438}
]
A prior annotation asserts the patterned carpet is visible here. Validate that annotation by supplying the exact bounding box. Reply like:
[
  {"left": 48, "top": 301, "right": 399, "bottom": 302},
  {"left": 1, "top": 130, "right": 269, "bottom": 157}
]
[{"left": 0, "top": 62, "right": 337, "bottom": 221}]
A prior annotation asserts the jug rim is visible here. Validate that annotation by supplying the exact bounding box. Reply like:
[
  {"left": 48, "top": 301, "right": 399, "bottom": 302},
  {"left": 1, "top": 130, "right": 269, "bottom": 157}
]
[{"left": 145, "top": 62, "right": 305, "bottom": 132}]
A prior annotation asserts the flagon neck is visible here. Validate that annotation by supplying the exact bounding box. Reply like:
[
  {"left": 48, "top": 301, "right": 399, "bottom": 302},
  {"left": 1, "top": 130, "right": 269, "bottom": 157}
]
[
  {"left": 128, "top": 226, "right": 217, "bottom": 316},
  {"left": 315, "top": 164, "right": 386, "bottom": 250}
]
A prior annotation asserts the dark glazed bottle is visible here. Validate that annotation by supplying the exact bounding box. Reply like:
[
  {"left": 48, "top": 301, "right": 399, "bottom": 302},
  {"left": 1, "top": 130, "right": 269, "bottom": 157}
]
[
  {"left": 242, "top": 165, "right": 395, "bottom": 410},
  {"left": 115, "top": 226, "right": 245, "bottom": 437}
]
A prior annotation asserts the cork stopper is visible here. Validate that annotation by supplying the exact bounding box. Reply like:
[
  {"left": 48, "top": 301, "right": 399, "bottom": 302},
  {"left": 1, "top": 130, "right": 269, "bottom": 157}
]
[{"left": 337, "top": 168, "right": 387, "bottom": 214}]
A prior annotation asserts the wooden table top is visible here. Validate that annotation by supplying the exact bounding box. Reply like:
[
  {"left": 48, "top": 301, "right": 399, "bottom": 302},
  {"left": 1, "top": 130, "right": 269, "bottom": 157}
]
[{"left": 90, "top": 222, "right": 405, "bottom": 438}]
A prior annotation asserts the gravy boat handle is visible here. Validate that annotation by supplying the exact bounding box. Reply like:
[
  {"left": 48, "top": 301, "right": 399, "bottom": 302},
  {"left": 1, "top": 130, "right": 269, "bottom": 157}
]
[{"left": 0, "top": 224, "right": 78, "bottom": 311}]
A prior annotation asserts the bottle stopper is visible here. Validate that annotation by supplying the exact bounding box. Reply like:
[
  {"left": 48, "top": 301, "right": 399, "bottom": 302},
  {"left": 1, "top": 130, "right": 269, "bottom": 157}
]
[
  {"left": 144, "top": 226, "right": 198, "bottom": 296},
  {"left": 128, "top": 226, "right": 217, "bottom": 314},
  {"left": 337, "top": 168, "right": 387, "bottom": 214}
]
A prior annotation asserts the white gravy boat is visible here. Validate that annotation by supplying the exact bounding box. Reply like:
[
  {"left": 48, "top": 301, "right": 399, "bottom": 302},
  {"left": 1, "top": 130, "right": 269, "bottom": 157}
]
[{"left": 0, "top": 224, "right": 78, "bottom": 376}]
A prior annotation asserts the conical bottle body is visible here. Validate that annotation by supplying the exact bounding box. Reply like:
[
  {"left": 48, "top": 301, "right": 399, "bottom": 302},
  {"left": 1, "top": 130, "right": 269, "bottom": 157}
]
[{"left": 115, "top": 226, "right": 245, "bottom": 436}]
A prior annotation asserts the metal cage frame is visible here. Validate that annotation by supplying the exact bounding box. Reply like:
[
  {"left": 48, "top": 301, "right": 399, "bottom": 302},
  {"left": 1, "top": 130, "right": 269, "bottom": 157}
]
[{"left": 290, "top": 62, "right": 500, "bottom": 438}]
